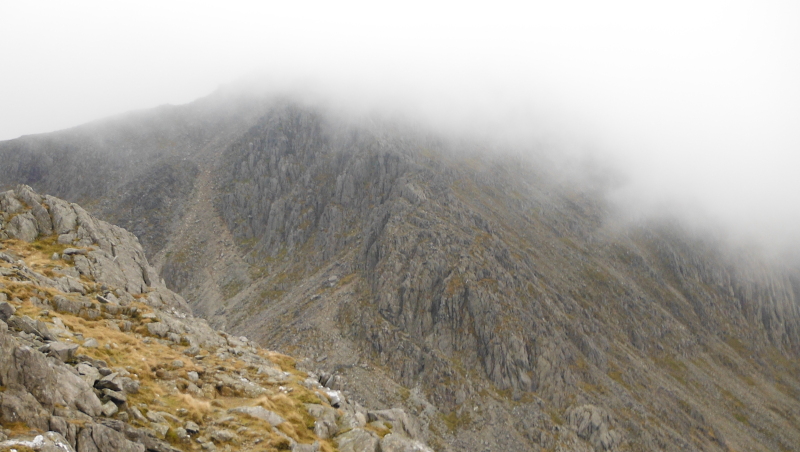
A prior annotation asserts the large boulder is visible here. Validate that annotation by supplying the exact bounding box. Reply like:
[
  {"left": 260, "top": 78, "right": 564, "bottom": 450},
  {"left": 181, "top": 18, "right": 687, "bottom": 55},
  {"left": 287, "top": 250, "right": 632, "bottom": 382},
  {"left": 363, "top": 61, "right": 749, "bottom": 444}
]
[
  {"left": 0, "top": 319, "right": 102, "bottom": 417},
  {"left": 0, "top": 302, "right": 15, "bottom": 322},
  {"left": 305, "top": 403, "right": 339, "bottom": 439},
  {"left": 53, "top": 365, "right": 104, "bottom": 417},
  {"left": 0, "top": 431, "right": 76, "bottom": 452},
  {"left": 7, "top": 315, "right": 56, "bottom": 341},
  {"left": 0, "top": 388, "right": 50, "bottom": 431},
  {"left": 229, "top": 405, "right": 285, "bottom": 426},
  {"left": 335, "top": 428, "right": 379, "bottom": 452},
  {"left": 76, "top": 423, "right": 146, "bottom": 452},
  {"left": 6, "top": 212, "right": 39, "bottom": 242},
  {"left": 42, "top": 341, "right": 80, "bottom": 363}
]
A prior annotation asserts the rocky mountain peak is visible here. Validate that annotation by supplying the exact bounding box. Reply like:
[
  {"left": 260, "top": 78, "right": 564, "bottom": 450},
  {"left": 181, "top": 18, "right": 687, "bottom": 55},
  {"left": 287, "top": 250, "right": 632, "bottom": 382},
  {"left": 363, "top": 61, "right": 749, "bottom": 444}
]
[{"left": 1, "top": 95, "right": 799, "bottom": 451}]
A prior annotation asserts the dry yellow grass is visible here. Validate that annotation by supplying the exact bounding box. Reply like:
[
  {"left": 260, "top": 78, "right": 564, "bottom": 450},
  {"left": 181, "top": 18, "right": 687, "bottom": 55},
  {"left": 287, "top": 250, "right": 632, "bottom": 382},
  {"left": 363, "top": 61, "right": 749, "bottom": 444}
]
[
  {"left": 0, "top": 421, "right": 36, "bottom": 436},
  {"left": 0, "top": 239, "right": 346, "bottom": 452}
]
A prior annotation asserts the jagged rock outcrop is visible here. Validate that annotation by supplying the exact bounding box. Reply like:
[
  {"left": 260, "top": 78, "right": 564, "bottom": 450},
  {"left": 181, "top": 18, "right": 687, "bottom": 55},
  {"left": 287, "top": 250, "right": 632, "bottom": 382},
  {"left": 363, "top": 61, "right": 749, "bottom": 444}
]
[{"left": 566, "top": 404, "right": 621, "bottom": 451}]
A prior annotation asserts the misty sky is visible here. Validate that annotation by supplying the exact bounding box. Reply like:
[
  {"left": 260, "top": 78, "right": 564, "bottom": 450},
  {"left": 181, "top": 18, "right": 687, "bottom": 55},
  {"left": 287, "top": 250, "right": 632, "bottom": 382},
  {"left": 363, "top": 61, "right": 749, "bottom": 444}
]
[{"left": 2, "top": 1, "right": 799, "bottom": 252}]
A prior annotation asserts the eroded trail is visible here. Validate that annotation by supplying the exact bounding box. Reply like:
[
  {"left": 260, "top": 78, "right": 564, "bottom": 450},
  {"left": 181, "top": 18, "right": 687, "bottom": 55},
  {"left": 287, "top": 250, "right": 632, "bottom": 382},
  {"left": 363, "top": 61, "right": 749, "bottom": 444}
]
[{"left": 151, "top": 140, "right": 251, "bottom": 330}]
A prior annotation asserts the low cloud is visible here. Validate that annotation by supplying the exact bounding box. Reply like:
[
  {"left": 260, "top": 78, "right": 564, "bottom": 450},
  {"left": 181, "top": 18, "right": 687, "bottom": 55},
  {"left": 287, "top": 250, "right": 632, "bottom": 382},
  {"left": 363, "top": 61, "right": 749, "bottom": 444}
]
[{"left": 2, "top": 1, "right": 798, "bottom": 255}]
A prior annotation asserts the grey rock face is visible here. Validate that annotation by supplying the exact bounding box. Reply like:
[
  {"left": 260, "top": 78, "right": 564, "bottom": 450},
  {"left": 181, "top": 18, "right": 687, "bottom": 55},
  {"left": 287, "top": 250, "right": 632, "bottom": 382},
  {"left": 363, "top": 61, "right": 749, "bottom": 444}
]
[
  {"left": 306, "top": 403, "right": 339, "bottom": 439},
  {"left": 52, "top": 364, "right": 104, "bottom": 417},
  {"left": 0, "top": 432, "right": 77, "bottom": 452},
  {"left": 101, "top": 400, "right": 119, "bottom": 417},
  {"left": 0, "top": 301, "right": 15, "bottom": 321},
  {"left": 77, "top": 423, "right": 146, "bottom": 452},
  {"left": 7, "top": 315, "right": 55, "bottom": 341},
  {"left": 367, "top": 409, "right": 421, "bottom": 440},
  {"left": 146, "top": 322, "right": 170, "bottom": 338},
  {"left": 43, "top": 341, "right": 80, "bottom": 363},
  {"left": 567, "top": 405, "right": 622, "bottom": 452},
  {"left": 77, "top": 362, "right": 102, "bottom": 385},
  {"left": 228, "top": 405, "right": 285, "bottom": 426},
  {"left": 209, "top": 429, "right": 235, "bottom": 442},
  {"left": 95, "top": 373, "right": 123, "bottom": 392},
  {"left": 7, "top": 212, "right": 40, "bottom": 242},
  {"left": 335, "top": 428, "right": 380, "bottom": 452},
  {"left": 379, "top": 434, "right": 434, "bottom": 452},
  {"left": 0, "top": 388, "right": 50, "bottom": 431}
]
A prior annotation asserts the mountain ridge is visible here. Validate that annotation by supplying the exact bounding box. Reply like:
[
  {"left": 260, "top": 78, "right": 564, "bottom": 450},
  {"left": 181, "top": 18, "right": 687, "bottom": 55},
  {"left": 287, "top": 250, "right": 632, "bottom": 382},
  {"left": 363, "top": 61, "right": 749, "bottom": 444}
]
[{"left": 2, "top": 91, "right": 800, "bottom": 451}]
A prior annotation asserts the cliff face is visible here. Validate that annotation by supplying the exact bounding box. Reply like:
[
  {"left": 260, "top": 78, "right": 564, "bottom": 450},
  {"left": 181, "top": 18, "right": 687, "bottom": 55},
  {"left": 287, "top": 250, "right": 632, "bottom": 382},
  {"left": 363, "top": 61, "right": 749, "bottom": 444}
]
[
  {"left": 0, "top": 185, "right": 431, "bottom": 452},
  {"left": 1, "top": 92, "right": 800, "bottom": 451}
]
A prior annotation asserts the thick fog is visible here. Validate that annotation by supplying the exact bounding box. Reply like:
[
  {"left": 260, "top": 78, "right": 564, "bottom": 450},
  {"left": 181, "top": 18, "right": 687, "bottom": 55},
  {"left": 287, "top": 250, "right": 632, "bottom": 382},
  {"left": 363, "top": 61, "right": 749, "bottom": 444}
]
[{"left": 2, "top": 1, "right": 799, "bottom": 254}]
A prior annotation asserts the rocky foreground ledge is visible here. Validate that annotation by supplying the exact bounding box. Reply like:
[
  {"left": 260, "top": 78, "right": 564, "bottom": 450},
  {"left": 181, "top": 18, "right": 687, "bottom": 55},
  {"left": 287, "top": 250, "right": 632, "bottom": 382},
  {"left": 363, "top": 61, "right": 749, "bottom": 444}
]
[{"left": 0, "top": 185, "right": 431, "bottom": 452}]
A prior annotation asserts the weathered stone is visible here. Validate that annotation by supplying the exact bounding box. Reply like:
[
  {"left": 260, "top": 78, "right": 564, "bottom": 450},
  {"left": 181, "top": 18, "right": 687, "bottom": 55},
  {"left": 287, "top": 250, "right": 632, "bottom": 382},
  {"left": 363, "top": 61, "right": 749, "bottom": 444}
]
[
  {"left": 184, "top": 421, "right": 200, "bottom": 434},
  {"left": 0, "top": 301, "right": 15, "bottom": 321},
  {"left": 150, "top": 423, "right": 170, "bottom": 439},
  {"left": 306, "top": 403, "right": 339, "bottom": 439},
  {"left": 229, "top": 405, "right": 285, "bottom": 426},
  {"left": 210, "top": 428, "right": 235, "bottom": 442},
  {"left": 41, "top": 341, "right": 79, "bottom": 362},
  {"left": 7, "top": 212, "right": 39, "bottom": 242},
  {"left": 52, "top": 295, "right": 91, "bottom": 315},
  {"left": 102, "top": 400, "right": 119, "bottom": 417},
  {"left": 129, "top": 406, "right": 148, "bottom": 423},
  {"left": 335, "top": 428, "right": 379, "bottom": 452},
  {"left": 76, "top": 362, "right": 101, "bottom": 383},
  {"left": 258, "top": 365, "right": 290, "bottom": 383},
  {"left": 292, "top": 442, "right": 320, "bottom": 452},
  {"left": 84, "top": 337, "right": 99, "bottom": 348},
  {"left": 77, "top": 422, "right": 145, "bottom": 452},
  {"left": 8, "top": 315, "right": 55, "bottom": 341},
  {"left": 379, "top": 434, "right": 434, "bottom": 452},
  {"left": 214, "top": 373, "right": 267, "bottom": 398},
  {"left": 367, "top": 409, "right": 421, "bottom": 440},
  {"left": 52, "top": 365, "right": 104, "bottom": 417},
  {"left": 0, "top": 389, "right": 50, "bottom": 431},
  {"left": 58, "top": 233, "right": 77, "bottom": 244},
  {"left": 119, "top": 377, "right": 140, "bottom": 394},
  {"left": 146, "top": 322, "right": 169, "bottom": 337},
  {"left": 103, "top": 388, "right": 127, "bottom": 404},
  {"left": 64, "top": 277, "right": 87, "bottom": 294},
  {"left": 0, "top": 431, "right": 76, "bottom": 452},
  {"left": 95, "top": 373, "right": 123, "bottom": 391},
  {"left": 566, "top": 404, "right": 622, "bottom": 451}
]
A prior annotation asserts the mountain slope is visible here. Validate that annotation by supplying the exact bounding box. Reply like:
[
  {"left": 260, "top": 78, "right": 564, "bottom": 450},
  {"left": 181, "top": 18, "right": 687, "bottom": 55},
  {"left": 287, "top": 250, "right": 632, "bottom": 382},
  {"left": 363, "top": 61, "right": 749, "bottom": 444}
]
[
  {"left": 1, "top": 90, "right": 800, "bottom": 451},
  {"left": 0, "top": 185, "right": 432, "bottom": 452}
]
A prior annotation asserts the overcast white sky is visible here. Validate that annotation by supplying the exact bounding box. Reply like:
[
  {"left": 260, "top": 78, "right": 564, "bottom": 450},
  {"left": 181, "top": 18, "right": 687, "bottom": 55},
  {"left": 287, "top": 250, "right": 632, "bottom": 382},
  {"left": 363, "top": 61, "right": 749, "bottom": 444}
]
[{"left": 2, "top": 0, "right": 799, "bottom": 252}]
